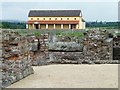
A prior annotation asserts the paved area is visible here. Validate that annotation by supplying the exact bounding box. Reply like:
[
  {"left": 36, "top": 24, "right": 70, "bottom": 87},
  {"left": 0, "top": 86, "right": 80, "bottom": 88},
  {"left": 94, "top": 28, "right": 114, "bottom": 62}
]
[{"left": 7, "top": 64, "right": 118, "bottom": 88}]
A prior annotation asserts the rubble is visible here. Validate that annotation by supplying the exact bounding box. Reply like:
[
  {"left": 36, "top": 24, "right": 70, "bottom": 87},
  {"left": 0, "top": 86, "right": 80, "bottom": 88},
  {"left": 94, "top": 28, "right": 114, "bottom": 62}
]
[{"left": 83, "top": 30, "right": 113, "bottom": 61}]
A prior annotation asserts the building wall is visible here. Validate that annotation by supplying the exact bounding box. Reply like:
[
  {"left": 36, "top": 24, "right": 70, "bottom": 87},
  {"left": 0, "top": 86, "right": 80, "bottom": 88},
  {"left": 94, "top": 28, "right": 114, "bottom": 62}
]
[
  {"left": 48, "top": 24, "right": 54, "bottom": 29},
  {"left": 63, "top": 24, "right": 69, "bottom": 29},
  {"left": 78, "top": 18, "right": 82, "bottom": 29},
  {"left": 28, "top": 24, "right": 33, "bottom": 29},
  {"left": 55, "top": 24, "right": 61, "bottom": 29},
  {"left": 76, "top": 24, "right": 79, "bottom": 29},
  {"left": 28, "top": 16, "right": 85, "bottom": 29},
  {"left": 28, "top": 17, "right": 80, "bottom": 21},
  {"left": 82, "top": 22, "right": 86, "bottom": 29},
  {"left": 41, "top": 24, "right": 46, "bottom": 29}
]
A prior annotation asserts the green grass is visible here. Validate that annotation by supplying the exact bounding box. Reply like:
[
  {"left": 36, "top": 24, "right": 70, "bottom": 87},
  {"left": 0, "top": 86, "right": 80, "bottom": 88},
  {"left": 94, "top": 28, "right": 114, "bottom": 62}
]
[
  {"left": 61, "top": 32, "right": 84, "bottom": 37},
  {"left": 34, "top": 32, "right": 41, "bottom": 37},
  {"left": 3, "top": 29, "right": 85, "bottom": 37}
]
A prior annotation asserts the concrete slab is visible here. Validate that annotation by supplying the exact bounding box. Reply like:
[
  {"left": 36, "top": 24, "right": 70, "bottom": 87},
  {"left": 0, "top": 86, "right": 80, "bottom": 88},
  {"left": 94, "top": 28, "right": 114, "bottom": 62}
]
[{"left": 7, "top": 64, "right": 118, "bottom": 88}]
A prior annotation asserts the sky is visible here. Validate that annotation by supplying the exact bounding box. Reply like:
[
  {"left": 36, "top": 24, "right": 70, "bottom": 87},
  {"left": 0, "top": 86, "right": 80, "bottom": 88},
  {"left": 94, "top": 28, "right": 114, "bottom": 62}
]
[{"left": 1, "top": 1, "right": 119, "bottom": 22}]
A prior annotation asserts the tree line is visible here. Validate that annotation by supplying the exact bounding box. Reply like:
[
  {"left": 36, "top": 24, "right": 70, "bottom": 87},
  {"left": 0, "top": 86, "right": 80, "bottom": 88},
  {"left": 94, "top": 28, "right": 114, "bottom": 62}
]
[
  {"left": 86, "top": 21, "right": 119, "bottom": 29},
  {"left": 0, "top": 22, "right": 26, "bottom": 29},
  {"left": 0, "top": 21, "right": 119, "bottom": 29}
]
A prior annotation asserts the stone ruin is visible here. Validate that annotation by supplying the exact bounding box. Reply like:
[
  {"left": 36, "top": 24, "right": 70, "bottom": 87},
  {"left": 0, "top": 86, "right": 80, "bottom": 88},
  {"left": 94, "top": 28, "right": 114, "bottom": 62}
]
[
  {"left": 1, "top": 30, "right": 34, "bottom": 88},
  {"left": 29, "top": 33, "right": 49, "bottom": 66},
  {"left": 113, "top": 35, "right": 120, "bottom": 60},
  {"left": 83, "top": 30, "right": 117, "bottom": 64},
  {"left": 29, "top": 30, "right": 119, "bottom": 65},
  {"left": 0, "top": 29, "right": 119, "bottom": 88},
  {"left": 48, "top": 34, "right": 84, "bottom": 64},
  {"left": 0, "top": 30, "right": 2, "bottom": 89}
]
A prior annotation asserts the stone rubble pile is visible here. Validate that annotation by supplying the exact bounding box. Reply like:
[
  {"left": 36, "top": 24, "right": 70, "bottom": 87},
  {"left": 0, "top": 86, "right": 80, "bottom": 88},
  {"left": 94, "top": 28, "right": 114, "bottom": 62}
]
[
  {"left": 83, "top": 30, "right": 117, "bottom": 64},
  {"left": 2, "top": 30, "right": 34, "bottom": 88}
]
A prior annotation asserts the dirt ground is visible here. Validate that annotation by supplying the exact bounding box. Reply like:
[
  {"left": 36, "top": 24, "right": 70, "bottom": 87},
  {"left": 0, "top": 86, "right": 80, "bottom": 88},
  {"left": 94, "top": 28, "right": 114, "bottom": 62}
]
[{"left": 7, "top": 64, "right": 118, "bottom": 88}]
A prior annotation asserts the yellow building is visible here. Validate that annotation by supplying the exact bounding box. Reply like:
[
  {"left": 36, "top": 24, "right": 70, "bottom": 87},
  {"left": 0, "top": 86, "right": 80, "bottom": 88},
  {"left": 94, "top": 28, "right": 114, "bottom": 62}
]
[{"left": 27, "top": 10, "right": 85, "bottom": 29}]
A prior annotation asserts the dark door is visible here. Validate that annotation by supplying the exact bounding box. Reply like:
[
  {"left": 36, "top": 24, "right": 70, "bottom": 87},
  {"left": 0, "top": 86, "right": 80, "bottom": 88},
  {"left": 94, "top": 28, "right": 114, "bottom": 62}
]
[
  {"left": 71, "top": 24, "right": 76, "bottom": 29},
  {"left": 35, "top": 24, "right": 39, "bottom": 29},
  {"left": 113, "top": 36, "right": 120, "bottom": 60},
  {"left": 113, "top": 48, "right": 120, "bottom": 60}
]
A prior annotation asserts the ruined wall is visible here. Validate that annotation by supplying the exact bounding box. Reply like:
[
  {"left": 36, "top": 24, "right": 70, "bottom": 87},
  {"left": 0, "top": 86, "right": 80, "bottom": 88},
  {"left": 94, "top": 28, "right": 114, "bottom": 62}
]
[
  {"left": 0, "top": 29, "right": 119, "bottom": 88},
  {"left": 0, "top": 29, "right": 2, "bottom": 89},
  {"left": 49, "top": 30, "right": 118, "bottom": 64},
  {"left": 30, "top": 34, "right": 49, "bottom": 66},
  {"left": 83, "top": 30, "right": 111, "bottom": 60},
  {"left": 48, "top": 35, "right": 84, "bottom": 64},
  {"left": 49, "top": 52, "right": 84, "bottom": 64},
  {"left": 113, "top": 36, "right": 120, "bottom": 60},
  {"left": 2, "top": 30, "right": 34, "bottom": 88},
  {"left": 29, "top": 30, "right": 119, "bottom": 65}
]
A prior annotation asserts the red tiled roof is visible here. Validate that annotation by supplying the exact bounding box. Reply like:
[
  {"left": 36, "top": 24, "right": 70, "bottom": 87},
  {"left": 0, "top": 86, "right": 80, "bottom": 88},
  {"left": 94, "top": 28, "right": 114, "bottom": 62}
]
[{"left": 27, "top": 20, "right": 79, "bottom": 24}]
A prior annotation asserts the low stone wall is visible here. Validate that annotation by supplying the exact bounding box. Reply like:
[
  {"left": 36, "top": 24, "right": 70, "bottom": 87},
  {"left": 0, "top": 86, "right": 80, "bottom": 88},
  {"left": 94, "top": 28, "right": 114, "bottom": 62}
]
[
  {"left": 30, "top": 51, "right": 49, "bottom": 66},
  {"left": 49, "top": 42, "right": 83, "bottom": 51},
  {"left": 2, "top": 59, "right": 33, "bottom": 88},
  {"left": 1, "top": 30, "right": 34, "bottom": 88},
  {"left": 48, "top": 52, "right": 84, "bottom": 64}
]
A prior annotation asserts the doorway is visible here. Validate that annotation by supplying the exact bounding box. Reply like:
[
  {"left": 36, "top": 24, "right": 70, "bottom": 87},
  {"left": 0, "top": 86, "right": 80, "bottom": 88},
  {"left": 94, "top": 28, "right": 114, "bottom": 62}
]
[
  {"left": 113, "top": 48, "right": 120, "bottom": 60},
  {"left": 34, "top": 24, "right": 39, "bottom": 29},
  {"left": 71, "top": 24, "right": 76, "bottom": 29}
]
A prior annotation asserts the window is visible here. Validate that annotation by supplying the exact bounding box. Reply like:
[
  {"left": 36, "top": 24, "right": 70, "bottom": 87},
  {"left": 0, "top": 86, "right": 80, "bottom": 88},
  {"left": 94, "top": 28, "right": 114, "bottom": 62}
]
[
  {"left": 74, "top": 18, "right": 76, "bottom": 20},
  {"left": 55, "top": 18, "right": 57, "bottom": 20},
  {"left": 67, "top": 18, "right": 69, "bottom": 20},
  {"left": 31, "top": 18, "right": 33, "bottom": 20},
  {"left": 49, "top": 18, "right": 51, "bottom": 20},
  {"left": 43, "top": 18, "right": 45, "bottom": 20},
  {"left": 61, "top": 18, "right": 62, "bottom": 20},
  {"left": 37, "top": 18, "right": 39, "bottom": 20}
]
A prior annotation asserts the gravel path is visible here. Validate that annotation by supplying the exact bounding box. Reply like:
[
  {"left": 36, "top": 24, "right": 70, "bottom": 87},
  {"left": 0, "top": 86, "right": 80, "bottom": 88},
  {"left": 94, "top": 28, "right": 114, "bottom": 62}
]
[{"left": 7, "top": 64, "right": 118, "bottom": 88}]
